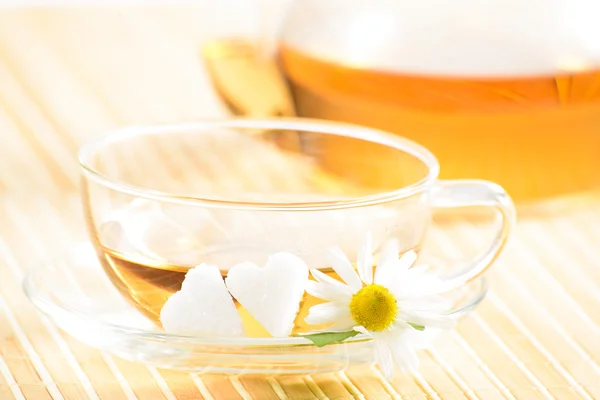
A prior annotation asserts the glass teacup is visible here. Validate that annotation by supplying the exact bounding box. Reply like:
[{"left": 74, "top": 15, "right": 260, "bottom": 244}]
[{"left": 78, "top": 118, "right": 514, "bottom": 337}]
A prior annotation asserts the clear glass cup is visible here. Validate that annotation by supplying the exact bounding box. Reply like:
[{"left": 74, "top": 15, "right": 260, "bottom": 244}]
[
  {"left": 78, "top": 118, "right": 514, "bottom": 336},
  {"left": 276, "top": 0, "right": 600, "bottom": 202}
]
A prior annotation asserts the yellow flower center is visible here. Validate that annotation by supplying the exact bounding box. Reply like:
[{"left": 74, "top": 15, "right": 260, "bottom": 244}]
[{"left": 349, "top": 284, "right": 398, "bottom": 332}]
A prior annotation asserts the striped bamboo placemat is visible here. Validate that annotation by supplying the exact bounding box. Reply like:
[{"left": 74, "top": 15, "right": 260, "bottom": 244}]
[{"left": 0, "top": 5, "right": 599, "bottom": 399}]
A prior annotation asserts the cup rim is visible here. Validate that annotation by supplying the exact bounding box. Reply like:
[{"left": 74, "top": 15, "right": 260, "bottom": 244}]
[{"left": 78, "top": 118, "right": 440, "bottom": 211}]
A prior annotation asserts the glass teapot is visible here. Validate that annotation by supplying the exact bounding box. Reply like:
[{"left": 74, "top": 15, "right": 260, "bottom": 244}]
[{"left": 208, "top": 0, "right": 600, "bottom": 203}]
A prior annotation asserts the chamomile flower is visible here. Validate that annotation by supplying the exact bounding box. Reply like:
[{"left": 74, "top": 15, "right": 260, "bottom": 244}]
[{"left": 305, "top": 233, "right": 455, "bottom": 380}]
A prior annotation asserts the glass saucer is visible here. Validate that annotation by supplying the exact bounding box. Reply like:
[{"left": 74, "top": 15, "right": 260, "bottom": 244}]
[{"left": 23, "top": 242, "right": 487, "bottom": 375}]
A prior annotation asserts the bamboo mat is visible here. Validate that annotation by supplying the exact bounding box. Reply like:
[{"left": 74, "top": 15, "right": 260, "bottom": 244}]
[{"left": 0, "top": 5, "right": 599, "bottom": 400}]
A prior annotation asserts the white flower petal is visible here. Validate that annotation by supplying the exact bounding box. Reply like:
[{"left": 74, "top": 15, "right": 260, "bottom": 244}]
[
  {"left": 405, "top": 264, "right": 429, "bottom": 276},
  {"left": 393, "top": 320, "right": 411, "bottom": 330},
  {"left": 398, "top": 250, "right": 418, "bottom": 272},
  {"left": 226, "top": 252, "right": 309, "bottom": 337},
  {"left": 399, "top": 311, "right": 456, "bottom": 330},
  {"left": 388, "top": 334, "right": 420, "bottom": 373},
  {"left": 306, "top": 280, "right": 353, "bottom": 303},
  {"left": 305, "top": 302, "right": 351, "bottom": 326},
  {"left": 399, "top": 296, "right": 452, "bottom": 313},
  {"left": 379, "top": 238, "right": 399, "bottom": 262},
  {"left": 391, "top": 272, "right": 444, "bottom": 299},
  {"left": 373, "top": 338, "right": 395, "bottom": 381},
  {"left": 311, "top": 269, "right": 350, "bottom": 289},
  {"left": 354, "top": 325, "right": 369, "bottom": 335},
  {"left": 373, "top": 239, "right": 399, "bottom": 286},
  {"left": 160, "top": 264, "right": 243, "bottom": 337},
  {"left": 375, "top": 251, "right": 417, "bottom": 293},
  {"left": 357, "top": 232, "right": 373, "bottom": 284},
  {"left": 371, "top": 330, "right": 419, "bottom": 379},
  {"left": 327, "top": 316, "right": 357, "bottom": 332},
  {"left": 377, "top": 269, "right": 411, "bottom": 298},
  {"left": 405, "top": 267, "right": 440, "bottom": 282},
  {"left": 326, "top": 247, "right": 362, "bottom": 291},
  {"left": 400, "top": 324, "right": 441, "bottom": 350}
]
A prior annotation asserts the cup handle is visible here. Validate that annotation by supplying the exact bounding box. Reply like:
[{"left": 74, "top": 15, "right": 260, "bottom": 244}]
[{"left": 429, "top": 179, "right": 516, "bottom": 293}]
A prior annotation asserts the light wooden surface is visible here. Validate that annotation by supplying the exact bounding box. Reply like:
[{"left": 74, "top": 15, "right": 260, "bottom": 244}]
[{"left": 1, "top": 5, "right": 600, "bottom": 399}]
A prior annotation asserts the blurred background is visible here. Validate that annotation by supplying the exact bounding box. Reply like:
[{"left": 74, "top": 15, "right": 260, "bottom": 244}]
[
  {"left": 1, "top": 1, "right": 600, "bottom": 399},
  {"left": 3, "top": 0, "right": 599, "bottom": 206},
  {"left": 0, "top": 0, "right": 283, "bottom": 199}
]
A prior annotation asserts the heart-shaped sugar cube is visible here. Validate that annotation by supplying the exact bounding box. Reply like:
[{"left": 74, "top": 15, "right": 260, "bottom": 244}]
[
  {"left": 160, "top": 264, "right": 243, "bottom": 337},
  {"left": 226, "top": 252, "right": 309, "bottom": 337}
]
